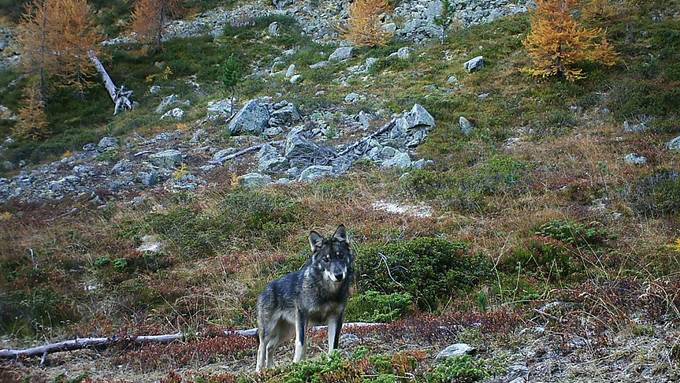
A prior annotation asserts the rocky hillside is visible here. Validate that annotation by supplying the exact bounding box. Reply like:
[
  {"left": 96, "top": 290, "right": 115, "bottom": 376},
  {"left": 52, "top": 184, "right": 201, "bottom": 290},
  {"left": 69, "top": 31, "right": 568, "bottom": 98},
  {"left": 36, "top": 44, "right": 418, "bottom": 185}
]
[{"left": 1, "top": 0, "right": 679, "bottom": 382}]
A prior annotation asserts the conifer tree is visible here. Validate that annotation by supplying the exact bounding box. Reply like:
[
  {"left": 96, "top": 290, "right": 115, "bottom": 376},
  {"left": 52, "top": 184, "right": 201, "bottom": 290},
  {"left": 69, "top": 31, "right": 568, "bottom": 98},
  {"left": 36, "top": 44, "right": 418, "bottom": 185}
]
[
  {"left": 17, "top": 0, "right": 56, "bottom": 93},
  {"left": 343, "top": 0, "right": 392, "bottom": 47},
  {"left": 130, "top": 0, "right": 181, "bottom": 50},
  {"left": 524, "top": 0, "right": 618, "bottom": 81},
  {"left": 50, "top": 0, "right": 104, "bottom": 94},
  {"left": 14, "top": 81, "right": 49, "bottom": 140}
]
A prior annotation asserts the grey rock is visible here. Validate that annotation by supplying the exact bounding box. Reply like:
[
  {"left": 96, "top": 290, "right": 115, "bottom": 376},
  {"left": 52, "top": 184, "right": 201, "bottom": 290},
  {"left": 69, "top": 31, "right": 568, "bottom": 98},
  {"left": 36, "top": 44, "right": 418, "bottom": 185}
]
[
  {"left": 268, "top": 21, "right": 279, "bottom": 36},
  {"left": 228, "top": 99, "right": 270, "bottom": 135},
  {"left": 459, "top": 116, "right": 474, "bottom": 135},
  {"left": 310, "top": 61, "right": 329, "bottom": 69},
  {"left": 137, "top": 235, "right": 164, "bottom": 253},
  {"left": 112, "top": 159, "right": 132, "bottom": 174},
  {"left": 329, "top": 46, "right": 353, "bottom": 62},
  {"left": 624, "top": 153, "right": 647, "bottom": 165},
  {"left": 405, "top": 103, "right": 436, "bottom": 129},
  {"left": 464, "top": 56, "right": 485, "bottom": 72},
  {"left": 258, "top": 144, "right": 289, "bottom": 172},
  {"left": 447, "top": 75, "right": 459, "bottom": 85},
  {"left": 396, "top": 46, "right": 413, "bottom": 59},
  {"left": 149, "top": 85, "right": 161, "bottom": 95},
  {"left": 82, "top": 143, "right": 97, "bottom": 151},
  {"left": 285, "top": 64, "right": 296, "bottom": 78},
  {"left": 298, "top": 165, "right": 335, "bottom": 182},
  {"left": 435, "top": 343, "right": 475, "bottom": 361},
  {"left": 382, "top": 151, "right": 411, "bottom": 169},
  {"left": 149, "top": 149, "right": 182, "bottom": 168},
  {"left": 382, "top": 22, "right": 397, "bottom": 34},
  {"left": 206, "top": 99, "right": 233, "bottom": 120},
  {"left": 623, "top": 119, "right": 650, "bottom": 133},
  {"left": 667, "top": 136, "right": 680, "bottom": 151},
  {"left": 0, "top": 105, "right": 17, "bottom": 121},
  {"left": 412, "top": 159, "right": 433, "bottom": 169},
  {"left": 160, "top": 107, "right": 185, "bottom": 121},
  {"left": 138, "top": 171, "right": 158, "bottom": 187},
  {"left": 239, "top": 172, "right": 272, "bottom": 188},
  {"left": 269, "top": 102, "right": 301, "bottom": 127},
  {"left": 190, "top": 128, "right": 206, "bottom": 144},
  {"left": 344, "top": 92, "right": 361, "bottom": 104},
  {"left": 290, "top": 74, "right": 302, "bottom": 84},
  {"left": 97, "top": 136, "right": 119, "bottom": 152}
]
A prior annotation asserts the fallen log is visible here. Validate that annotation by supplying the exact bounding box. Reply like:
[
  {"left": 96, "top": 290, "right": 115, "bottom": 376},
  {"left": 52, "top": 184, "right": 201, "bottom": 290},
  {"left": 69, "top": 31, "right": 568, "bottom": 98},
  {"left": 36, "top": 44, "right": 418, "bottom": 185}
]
[
  {"left": 0, "top": 323, "right": 385, "bottom": 361},
  {"left": 88, "top": 50, "right": 134, "bottom": 115},
  {"left": 210, "top": 140, "right": 285, "bottom": 165},
  {"left": 337, "top": 120, "right": 396, "bottom": 157}
]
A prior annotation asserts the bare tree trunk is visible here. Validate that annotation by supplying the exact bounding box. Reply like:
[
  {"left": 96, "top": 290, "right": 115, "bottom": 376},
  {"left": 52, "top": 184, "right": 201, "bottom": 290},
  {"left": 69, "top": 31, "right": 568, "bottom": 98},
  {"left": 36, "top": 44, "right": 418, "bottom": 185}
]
[{"left": 87, "top": 50, "right": 134, "bottom": 115}]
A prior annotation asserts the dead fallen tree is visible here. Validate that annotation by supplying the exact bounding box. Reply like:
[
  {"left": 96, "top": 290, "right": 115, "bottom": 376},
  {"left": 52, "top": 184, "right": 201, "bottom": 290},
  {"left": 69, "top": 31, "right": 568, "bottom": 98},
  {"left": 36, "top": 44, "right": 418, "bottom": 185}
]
[
  {"left": 0, "top": 323, "right": 385, "bottom": 361},
  {"left": 88, "top": 50, "right": 134, "bottom": 115}
]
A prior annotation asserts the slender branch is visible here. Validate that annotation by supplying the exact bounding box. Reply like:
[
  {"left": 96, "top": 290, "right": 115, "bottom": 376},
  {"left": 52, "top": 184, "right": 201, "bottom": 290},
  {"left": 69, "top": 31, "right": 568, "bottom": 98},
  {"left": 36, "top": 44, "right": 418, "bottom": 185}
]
[{"left": 0, "top": 323, "right": 385, "bottom": 360}]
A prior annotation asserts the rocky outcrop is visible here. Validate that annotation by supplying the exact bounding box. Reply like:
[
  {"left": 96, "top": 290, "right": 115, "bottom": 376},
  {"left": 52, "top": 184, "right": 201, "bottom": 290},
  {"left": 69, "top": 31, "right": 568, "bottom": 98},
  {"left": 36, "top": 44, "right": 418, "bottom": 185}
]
[{"left": 228, "top": 99, "right": 271, "bottom": 135}]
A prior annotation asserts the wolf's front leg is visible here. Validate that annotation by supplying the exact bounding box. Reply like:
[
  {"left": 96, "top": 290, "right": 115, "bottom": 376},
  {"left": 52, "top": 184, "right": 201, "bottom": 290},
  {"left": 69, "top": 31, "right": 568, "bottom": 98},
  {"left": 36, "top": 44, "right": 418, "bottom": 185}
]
[
  {"left": 327, "top": 314, "right": 344, "bottom": 353},
  {"left": 293, "top": 311, "right": 307, "bottom": 362}
]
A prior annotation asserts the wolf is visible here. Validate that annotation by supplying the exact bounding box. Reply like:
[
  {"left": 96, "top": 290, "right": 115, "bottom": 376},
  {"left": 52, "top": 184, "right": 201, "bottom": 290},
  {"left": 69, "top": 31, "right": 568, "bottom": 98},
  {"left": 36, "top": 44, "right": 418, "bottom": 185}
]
[{"left": 255, "top": 224, "right": 354, "bottom": 372}]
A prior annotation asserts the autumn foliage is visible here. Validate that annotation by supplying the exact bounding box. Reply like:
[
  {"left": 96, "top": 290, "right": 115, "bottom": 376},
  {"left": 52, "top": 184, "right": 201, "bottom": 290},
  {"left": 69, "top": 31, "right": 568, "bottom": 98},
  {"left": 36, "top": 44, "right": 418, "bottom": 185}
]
[
  {"left": 343, "top": 0, "right": 392, "bottom": 47},
  {"left": 524, "top": 0, "right": 618, "bottom": 81},
  {"left": 17, "top": 0, "right": 103, "bottom": 95},
  {"left": 14, "top": 82, "right": 49, "bottom": 140},
  {"left": 130, "top": 0, "right": 182, "bottom": 49}
]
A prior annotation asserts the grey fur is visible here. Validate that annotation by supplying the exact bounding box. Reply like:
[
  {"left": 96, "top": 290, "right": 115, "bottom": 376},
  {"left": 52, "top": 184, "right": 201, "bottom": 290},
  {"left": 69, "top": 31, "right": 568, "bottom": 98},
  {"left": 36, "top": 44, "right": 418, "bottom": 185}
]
[{"left": 256, "top": 225, "right": 354, "bottom": 372}]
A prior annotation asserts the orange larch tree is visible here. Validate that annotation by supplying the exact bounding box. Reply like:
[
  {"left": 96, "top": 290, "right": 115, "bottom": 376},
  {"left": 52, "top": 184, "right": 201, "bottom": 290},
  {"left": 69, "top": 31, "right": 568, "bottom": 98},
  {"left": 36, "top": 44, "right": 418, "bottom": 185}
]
[
  {"left": 523, "top": 0, "right": 618, "bottom": 81},
  {"left": 14, "top": 81, "right": 50, "bottom": 140},
  {"left": 17, "top": 0, "right": 57, "bottom": 94},
  {"left": 49, "top": 0, "right": 104, "bottom": 94},
  {"left": 343, "top": 0, "right": 392, "bottom": 47},
  {"left": 130, "top": 0, "right": 182, "bottom": 50}
]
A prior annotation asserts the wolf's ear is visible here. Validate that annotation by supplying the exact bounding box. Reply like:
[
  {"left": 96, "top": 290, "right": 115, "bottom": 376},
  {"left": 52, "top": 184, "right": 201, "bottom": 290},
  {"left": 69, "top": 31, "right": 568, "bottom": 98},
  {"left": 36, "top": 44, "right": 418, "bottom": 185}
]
[
  {"left": 333, "top": 224, "right": 348, "bottom": 243},
  {"left": 309, "top": 231, "right": 324, "bottom": 251}
]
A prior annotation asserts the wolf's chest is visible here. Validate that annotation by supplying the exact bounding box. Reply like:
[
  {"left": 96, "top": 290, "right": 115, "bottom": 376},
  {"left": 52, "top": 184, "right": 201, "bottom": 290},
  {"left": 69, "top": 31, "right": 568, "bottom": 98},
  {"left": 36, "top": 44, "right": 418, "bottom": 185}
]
[{"left": 307, "top": 302, "right": 342, "bottom": 323}]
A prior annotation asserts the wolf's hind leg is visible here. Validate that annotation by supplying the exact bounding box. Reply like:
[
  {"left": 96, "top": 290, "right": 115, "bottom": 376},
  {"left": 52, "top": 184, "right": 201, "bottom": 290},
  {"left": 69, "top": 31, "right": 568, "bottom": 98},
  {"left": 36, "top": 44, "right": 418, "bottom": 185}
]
[{"left": 256, "top": 330, "right": 266, "bottom": 372}]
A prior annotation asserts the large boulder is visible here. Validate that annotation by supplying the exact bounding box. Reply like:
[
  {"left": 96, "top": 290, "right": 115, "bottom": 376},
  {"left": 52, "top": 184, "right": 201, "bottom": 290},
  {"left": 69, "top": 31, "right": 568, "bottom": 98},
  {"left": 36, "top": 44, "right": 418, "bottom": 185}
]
[
  {"left": 97, "top": 136, "right": 119, "bottom": 152},
  {"left": 464, "top": 56, "right": 485, "bottom": 72},
  {"left": 382, "top": 151, "right": 412, "bottom": 169},
  {"left": 228, "top": 99, "right": 270, "bottom": 135},
  {"left": 667, "top": 136, "right": 680, "bottom": 151},
  {"left": 405, "top": 103, "right": 435, "bottom": 129},
  {"left": 269, "top": 101, "right": 301, "bottom": 127},
  {"left": 258, "top": 144, "right": 289, "bottom": 172},
  {"left": 329, "top": 46, "right": 353, "bottom": 62},
  {"left": 435, "top": 343, "right": 476, "bottom": 361},
  {"left": 239, "top": 173, "right": 272, "bottom": 188},
  {"left": 149, "top": 149, "right": 182, "bottom": 168}
]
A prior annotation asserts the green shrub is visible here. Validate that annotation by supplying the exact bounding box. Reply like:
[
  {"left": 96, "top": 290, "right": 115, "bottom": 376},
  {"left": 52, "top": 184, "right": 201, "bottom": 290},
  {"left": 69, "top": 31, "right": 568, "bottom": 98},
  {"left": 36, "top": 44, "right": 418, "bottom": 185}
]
[
  {"left": 119, "top": 190, "right": 302, "bottom": 257},
  {"left": 402, "top": 155, "right": 528, "bottom": 212},
  {"left": 501, "top": 240, "right": 581, "bottom": 281},
  {"left": 356, "top": 238, "right": 492, "bottom": 311},
  {"left": 627, "top": 170, "right": 680, "bottom": 216},
  {"left": 535, "top": 220, "right": 610, "bottom": 247},
  {"left": 345, "top": 291, "right": 413, "bottom": 323},
  {"left": 426, "top": 355, "right": 490, "bottom": 383}
]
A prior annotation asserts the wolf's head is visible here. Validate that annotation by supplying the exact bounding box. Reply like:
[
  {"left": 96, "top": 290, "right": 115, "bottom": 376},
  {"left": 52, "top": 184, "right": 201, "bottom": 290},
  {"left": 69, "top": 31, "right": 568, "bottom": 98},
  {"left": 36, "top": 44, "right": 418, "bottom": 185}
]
[{"left": 309, "top": 225, "right": 353, "bottom": 284}]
